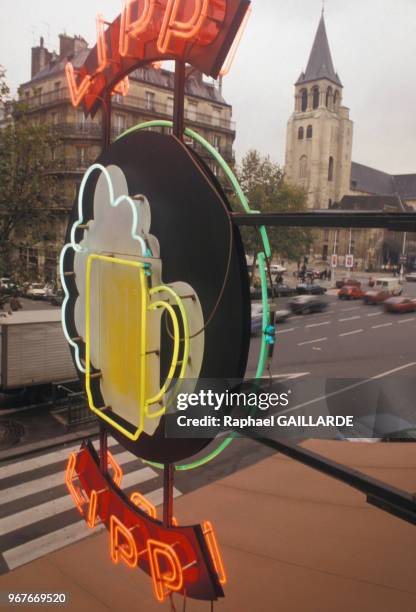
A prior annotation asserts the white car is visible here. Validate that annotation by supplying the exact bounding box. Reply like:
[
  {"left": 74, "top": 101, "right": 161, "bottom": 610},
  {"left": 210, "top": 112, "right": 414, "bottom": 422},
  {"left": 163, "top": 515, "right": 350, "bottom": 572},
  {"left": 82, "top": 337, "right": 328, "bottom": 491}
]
[
  {"left": 26, "top": 283, "right": 48, "bottom": 299},
  {"left": 405, "top": 272, "right": 416, "bottom": 282}
]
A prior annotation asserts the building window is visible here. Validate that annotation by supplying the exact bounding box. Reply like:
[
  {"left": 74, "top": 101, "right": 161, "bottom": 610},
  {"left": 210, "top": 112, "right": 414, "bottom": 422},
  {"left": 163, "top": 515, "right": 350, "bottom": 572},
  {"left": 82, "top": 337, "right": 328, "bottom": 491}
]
[
  {"left": 298, "top": 127, "right": 304, "bottom": 140},
  {"left": 306, "top": 125, "right": 313, "bottom": 139},
  {"left": 51, "top": 112, "right": 58, "bottom": 124},
  {"left": 334, "top": 90, "right": 339, "bottom": 108},
  {"left": 213, "top": 134, "right": 221, "bottom": 150},
  {"left": 212, "top": 107, "right": 221, "bottom": 126},
  {"left": 187, "top": 101, "right": 198, "bottom": 121},
  {"left": 312, "top": 86, "right": 320, "bottom": 109},
  {"left": 328, "top": 156, "right": 334, "bottom": 182},
  {"left": 322, "top": 244, "right": 329, "bottom": 261},
  {"left": 323, "top": 229, "right": 329, "bottom": 241},
  {"left": 299, "top": 155, "right": 308, "bottom": 179},
  {"left": 328, "top": 199, "right": 332, "bottom": 208},
  {"left": 145, "top": 91, "right": 155, "bottom": 111},
  {"left": 167, "top": 97, "right": 174, "bottom": 117},
  {"left": 326, "top": 87, "right": 333, "bottom": 108},
  {"left": 76, "top": 147, "right": 86, "bottom": 167},
  {"left": 114, "top": 114, "right": 126, "bottom": 134},
  {"left": 76, "top": 109, "right": 86, "bottom": 126},
  {"left": 301, "top": 89, "right": 308, "bottom": 112},
  {"left": 54, "top": 81, "right": 60, "bottom": 90}
]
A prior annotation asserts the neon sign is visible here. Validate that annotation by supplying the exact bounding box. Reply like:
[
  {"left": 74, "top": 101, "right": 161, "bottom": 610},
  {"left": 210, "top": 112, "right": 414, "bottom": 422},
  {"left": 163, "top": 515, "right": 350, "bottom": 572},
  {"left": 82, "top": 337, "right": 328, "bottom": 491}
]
[
  {"left": 66, "top": 443, "right": 225, "bottom": 602},
  {"left": 65, "top": 0, "right": 250, "bottom": 114}
]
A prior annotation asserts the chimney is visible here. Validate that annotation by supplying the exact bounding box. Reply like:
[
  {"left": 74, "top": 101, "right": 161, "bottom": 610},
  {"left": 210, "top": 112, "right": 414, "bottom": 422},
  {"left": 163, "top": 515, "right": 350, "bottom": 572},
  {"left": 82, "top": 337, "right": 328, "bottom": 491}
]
[
  {"left": 31, "top": 36, "right": 53, "bottom": 78},
  {"left": 59, "top": 34, "right": 88, "bottom": 59}
]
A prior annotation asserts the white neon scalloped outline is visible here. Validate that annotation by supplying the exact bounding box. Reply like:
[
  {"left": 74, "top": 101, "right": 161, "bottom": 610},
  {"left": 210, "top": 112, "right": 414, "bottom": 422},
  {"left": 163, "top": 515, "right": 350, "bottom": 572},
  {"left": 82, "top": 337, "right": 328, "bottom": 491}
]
[{"left": 60, "top": 163, "right": 152, "bottom": 374}]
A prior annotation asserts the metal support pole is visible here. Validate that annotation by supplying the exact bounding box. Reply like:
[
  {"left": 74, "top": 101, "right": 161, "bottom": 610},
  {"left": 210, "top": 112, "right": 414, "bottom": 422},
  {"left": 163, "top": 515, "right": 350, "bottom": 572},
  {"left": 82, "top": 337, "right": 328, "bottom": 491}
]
[
  {"left": 99, "top": 423, "right": 108, "bottom": 476},
  {"left": 173, "top": 60, "right": 186, "bottom": 141},
  {"left": 163, "top": 464, "right": 175, "bottom": 527},
  {"left": 102, "top": 90, "right": 112, "bottom": 153}
]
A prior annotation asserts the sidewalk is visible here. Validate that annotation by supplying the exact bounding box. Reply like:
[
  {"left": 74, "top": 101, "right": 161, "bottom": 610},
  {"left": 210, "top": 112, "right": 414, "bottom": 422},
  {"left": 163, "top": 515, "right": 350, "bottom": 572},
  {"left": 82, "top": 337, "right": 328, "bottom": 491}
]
[{"left": 1, "top": 440, "right": 416, "bottom": 611}]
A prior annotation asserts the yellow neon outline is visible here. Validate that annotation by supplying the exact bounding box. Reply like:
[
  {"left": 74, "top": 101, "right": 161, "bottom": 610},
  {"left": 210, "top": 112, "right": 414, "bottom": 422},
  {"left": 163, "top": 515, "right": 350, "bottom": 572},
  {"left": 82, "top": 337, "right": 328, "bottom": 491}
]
[
  {"left": 146, "top": 284, "right": 190, "bottom": 419},
  {"left": 85, "top": 254, "right": 190, "bottom": 440}
]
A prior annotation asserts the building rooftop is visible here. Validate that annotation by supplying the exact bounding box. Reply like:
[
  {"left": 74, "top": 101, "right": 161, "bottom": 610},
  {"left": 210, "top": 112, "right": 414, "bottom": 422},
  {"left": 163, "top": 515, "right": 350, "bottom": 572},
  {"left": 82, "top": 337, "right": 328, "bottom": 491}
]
[
  {"left": 335, "top": 194, "right": 407, "bottom": 212},
  {"left": 351, "top": 162, "right": 416, "bottom": 200},
  {"left": 296, "top": 15, "right": 342, "bottom": 87}
]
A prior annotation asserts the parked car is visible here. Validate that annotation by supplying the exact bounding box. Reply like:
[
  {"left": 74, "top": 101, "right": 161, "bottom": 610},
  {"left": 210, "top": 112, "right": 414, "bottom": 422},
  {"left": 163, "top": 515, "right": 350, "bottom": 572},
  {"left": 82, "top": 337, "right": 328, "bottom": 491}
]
[
  {"left": 296, "top": 283, "right": 327, "bottom": 295},
  {"left": 383, "top": 297, "right": 416, "bottom": 314},
  {"left": 335, "top": 277, "right": 361, "bottom": 289},
  {"left": 49, "top": 289, "right": 64, "bottom": 306},
  {"left": 289, "top": 295, "right": 328, "bottom": 315},
  {"left": 26, "top": 283, "right": 48, "bottom": 300},
  {"left": 405, "top": 272, "right": 416, "bottom": 282},
  {"left": 274, "top": 283, "right": 296, "bottom": 298},
  {"left": 338, "top": 286, "right": 365, "bottom": 300}
]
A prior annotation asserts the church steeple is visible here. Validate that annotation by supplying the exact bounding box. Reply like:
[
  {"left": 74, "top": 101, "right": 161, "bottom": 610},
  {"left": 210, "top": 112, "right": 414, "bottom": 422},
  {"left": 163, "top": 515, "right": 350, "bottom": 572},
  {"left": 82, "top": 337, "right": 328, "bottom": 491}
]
[{"left": 296, "top": 14, "right": 342, "bottom": 87}]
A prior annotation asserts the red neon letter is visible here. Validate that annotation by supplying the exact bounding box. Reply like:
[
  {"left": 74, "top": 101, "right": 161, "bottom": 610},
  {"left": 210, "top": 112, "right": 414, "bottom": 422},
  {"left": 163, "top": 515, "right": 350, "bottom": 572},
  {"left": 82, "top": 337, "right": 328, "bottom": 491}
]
[
  {"left": 119, "top": 0, "right": 156, "bottom": 57},
  {"left": 147, "top": 539, "right": 184, "bottom": 602},
  {"left": 65, "top": 452, "right": 87, "bottom": 513},
  {"left": 157, "top": 0, "right": 209, "bottom": 55},
  {"left": 203, "top": 521, "right": 226, "bottom": 584},
  {"left": 130, "top": 491, "right": 157, "bottom": 518},
  {"left": 65, "top": 63, "right": 92, "bottom": 108},
  {"left": 110, "top": 515, "right": 139, "bottom": 568},
  {"left": 96, "top": 14, "right": 108, "bottom": 73}
]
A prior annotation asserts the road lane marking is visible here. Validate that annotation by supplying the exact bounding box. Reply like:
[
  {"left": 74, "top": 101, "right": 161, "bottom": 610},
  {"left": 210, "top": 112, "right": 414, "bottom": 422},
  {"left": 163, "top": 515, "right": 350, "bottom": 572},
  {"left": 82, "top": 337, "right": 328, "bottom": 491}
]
[
  {"left": 367, "top": 312, "right": 382, "bottom": 317},
  {"left": 277, "top": 328, "right": 296, "bottom": 334},
  {"left": 339, "top": 316, "right": 361, "bottom": 322},
  {"left": 261, "top": 373, "right": 310, "bottom": 380},
  {"left": 372, "top": 323, "right": 393, "bottom": 329},
  {"left": 297, "top": 337, "right": 327, "bottom": 346},
  {"left": 274, "top": 362, "right": 416, "bottom": 417},
  {"left": 339, "top": 329, "right": 364, "bottom": 337},
  {"left": 305, "top": 321, "right": 331, "bottom": 328},
  {"left": 398, "top": 318, "right": 416, "bottom": 324},
  {"left": 341, "top": 306, "right": 361, "bottom": 312}
]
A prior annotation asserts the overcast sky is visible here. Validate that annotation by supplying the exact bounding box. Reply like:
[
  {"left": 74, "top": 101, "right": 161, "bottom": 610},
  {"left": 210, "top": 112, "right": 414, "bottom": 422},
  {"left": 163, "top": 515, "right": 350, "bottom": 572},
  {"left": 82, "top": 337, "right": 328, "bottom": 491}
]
[{"left": 1, "top": 0, "right": 415, "bottom": 173}]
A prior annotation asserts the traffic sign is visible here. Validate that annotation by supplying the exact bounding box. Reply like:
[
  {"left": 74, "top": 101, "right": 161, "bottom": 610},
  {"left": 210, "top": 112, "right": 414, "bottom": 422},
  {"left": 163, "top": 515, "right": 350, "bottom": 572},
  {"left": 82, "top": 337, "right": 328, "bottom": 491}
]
[{"left": 331, "top": 254, "right": 338, "bottom": 268}]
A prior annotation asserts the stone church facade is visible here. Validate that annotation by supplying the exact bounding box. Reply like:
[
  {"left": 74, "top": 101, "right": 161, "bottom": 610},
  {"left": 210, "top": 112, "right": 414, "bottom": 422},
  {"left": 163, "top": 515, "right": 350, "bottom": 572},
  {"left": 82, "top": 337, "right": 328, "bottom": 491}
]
[{"left": 284, "top": 14, "right": 416, "bottom": 270}]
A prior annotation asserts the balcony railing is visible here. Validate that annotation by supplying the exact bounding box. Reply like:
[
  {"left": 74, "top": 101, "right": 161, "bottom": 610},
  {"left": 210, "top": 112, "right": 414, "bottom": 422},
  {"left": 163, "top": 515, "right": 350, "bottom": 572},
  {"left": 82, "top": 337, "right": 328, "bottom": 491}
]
[{"left": 21, "top": 88, "right": 236, "bottom": 132}]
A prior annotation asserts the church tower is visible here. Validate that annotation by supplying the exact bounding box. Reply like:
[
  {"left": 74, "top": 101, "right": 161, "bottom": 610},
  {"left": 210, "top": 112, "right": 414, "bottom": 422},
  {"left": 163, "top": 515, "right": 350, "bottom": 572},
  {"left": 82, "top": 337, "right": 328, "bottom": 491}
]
[{"left": 285, "top": 14, "right": 353, "bottom": 209}]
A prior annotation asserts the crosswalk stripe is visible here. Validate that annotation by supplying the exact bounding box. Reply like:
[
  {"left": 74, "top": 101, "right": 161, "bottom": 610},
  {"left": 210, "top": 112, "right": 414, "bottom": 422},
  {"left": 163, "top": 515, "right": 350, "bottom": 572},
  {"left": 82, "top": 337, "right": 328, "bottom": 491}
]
[
  {"left": 0, "top": 437, "right": 119, "bottom": 481},
  {"left": 0, "top": 451, "right": 153, "bottom": 505},
  {"left": 3, "top": 487, "right": 181, "bottom": 571},
  {"left": 0, "top": 466, "right": 157, "bottom": 534}
]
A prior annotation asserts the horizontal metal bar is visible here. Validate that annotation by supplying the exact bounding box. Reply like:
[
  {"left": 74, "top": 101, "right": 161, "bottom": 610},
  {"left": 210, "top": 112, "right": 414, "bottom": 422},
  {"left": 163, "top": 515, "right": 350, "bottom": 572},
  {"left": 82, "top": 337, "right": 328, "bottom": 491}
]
[
  {"left": 232, "top": 211, "right": 416, "bottom": 232},
  {"left": 246, "top": 433, "right": 416, "bottom": 525}
]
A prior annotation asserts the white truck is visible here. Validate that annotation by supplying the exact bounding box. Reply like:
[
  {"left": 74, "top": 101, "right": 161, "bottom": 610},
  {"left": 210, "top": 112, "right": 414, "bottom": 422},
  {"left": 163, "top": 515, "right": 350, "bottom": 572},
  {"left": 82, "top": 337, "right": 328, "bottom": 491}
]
[{"left": 0, "top": 310, "right": 76, "bottom": 390}]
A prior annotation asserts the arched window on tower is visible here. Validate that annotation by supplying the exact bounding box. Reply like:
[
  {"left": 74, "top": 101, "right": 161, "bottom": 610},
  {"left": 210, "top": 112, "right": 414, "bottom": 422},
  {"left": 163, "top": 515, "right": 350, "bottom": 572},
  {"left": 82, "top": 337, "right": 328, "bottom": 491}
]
[
  {"left": 326, "top": 87, "right": 333, "bottom": 109},
  {"left": 312, "top": 86, "right": 320, "bottom": 109},
  {"left": 328, "top": 156, "right": 334, "bottom": 182},
  {"left": 301, "top": 89, "right": 308, "bottom": 112},
  {"left": 306, "top": 125, "right": 313, "bottom": 139},
  {"left": 333, "top": 90, "right": 339, "bottom": 109},
  {"left": 299, "top": 155, "right": 308, "bottom": 179},
  {"left": 298, "top": 127, "right": 304, "bottom": 140}
]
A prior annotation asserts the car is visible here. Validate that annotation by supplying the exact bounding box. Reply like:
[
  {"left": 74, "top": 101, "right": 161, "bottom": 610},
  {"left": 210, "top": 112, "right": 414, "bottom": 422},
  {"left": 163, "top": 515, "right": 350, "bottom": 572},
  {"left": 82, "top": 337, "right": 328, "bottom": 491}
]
[
  {"left": 251, "top": 304, "right": 290, "bottom": 335},
  {"left": 269, "top": 264, "right": 287, "bottom": 275},
  {"left": 363, "top": 290, "right": 391, "bottom": 305},
  {"left": 338, "top": 286, "right": 365, "bottom": 300},
  {"left": 48, "top": 289, "right": 64, "bottom": 306},
  {"left": 274, "top": 283, "right": 296, "bottom": 298},
  {"left": 383, "top": 297, "right": 416, "bottom": 314},
  {"left": 296, "top": 283, "right": 327, "bottom": 295},
  {"left": 335, "top": 277, "right": 361, "bottom": 289},
  {"left": 405, "top": 272, "right": 416, "bottom": 282},
  {"left": 26, "top": 283, "right": 48, "bottom": 300},
  {"left": 289, "top": 295, "right": 328, "bottom": 315}
]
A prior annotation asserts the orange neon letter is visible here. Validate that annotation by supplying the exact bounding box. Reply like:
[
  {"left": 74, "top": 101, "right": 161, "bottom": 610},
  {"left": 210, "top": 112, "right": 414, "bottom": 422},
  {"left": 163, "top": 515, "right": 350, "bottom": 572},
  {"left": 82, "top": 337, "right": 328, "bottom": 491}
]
[
  {"left": 203, "top": 521, "right": 226, "bottom": 584},
  {"left": 65, "top": 63, "right": 92, "bottom": 108},
  {"left": 130, "top": 492, "right": 157, "bottom": 519},
  {"left": 107, "top": 451, "right": 123, "bottom": 487},
  {"left": 110, "top": 515, "right": 139, "bottom": 568},
  {"left": 220, "top": 6, "right": 251, "bottom": 76},
  {"left": 157, "top": 0, "right": 209, "bottom": 55},
  {"left": 119, "top": 0, "right": 156, "bottom": 57},
  {"left": 65, "top": 452, "right": 87, "bottom": 513},
  {"left": 96, "top": 14, "right": 108, "bottom": 73},
  {"left": 147, "top": 540, "right": 184, "bottom": 602},
  {"left": 113, "top": 76, "right": 130, "bottom": 97}
]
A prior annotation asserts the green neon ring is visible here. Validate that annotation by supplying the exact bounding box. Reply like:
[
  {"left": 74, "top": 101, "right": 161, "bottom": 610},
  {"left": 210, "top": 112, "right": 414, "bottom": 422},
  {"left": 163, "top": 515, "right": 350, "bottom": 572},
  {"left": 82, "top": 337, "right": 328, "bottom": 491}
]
[{"left": 116, "top": 120, "right": 272, "bottom": 470}]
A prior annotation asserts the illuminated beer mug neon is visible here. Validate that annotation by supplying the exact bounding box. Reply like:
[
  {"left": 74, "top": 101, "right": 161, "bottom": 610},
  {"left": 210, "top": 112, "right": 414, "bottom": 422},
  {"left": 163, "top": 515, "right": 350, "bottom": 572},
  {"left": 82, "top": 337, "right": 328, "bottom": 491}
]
[{"left": 67, "top": 164, "right": 204, "bottom": 442}]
